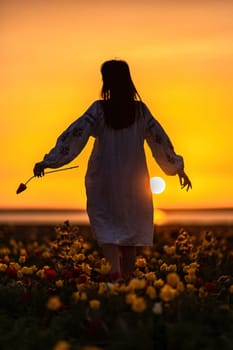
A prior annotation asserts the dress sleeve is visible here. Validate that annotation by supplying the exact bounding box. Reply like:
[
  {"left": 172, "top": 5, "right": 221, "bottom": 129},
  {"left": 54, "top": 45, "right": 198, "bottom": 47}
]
[
  {"left": 42, "top": 101, "right": 99, "bottom": 168},
  {"left": 144, "top": 103, "right": 184, "bottom": 175}
]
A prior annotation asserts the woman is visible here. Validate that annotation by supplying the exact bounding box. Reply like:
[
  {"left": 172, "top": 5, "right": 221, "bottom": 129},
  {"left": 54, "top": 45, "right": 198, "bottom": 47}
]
[{"left": 34, "top": 59, "right": 192, "bottom": 279}]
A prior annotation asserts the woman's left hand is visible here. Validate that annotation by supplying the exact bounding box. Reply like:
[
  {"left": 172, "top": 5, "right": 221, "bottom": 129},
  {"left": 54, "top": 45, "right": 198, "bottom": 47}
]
[{"left": 178, "top": 170, "right": 192, "bottom": 191}]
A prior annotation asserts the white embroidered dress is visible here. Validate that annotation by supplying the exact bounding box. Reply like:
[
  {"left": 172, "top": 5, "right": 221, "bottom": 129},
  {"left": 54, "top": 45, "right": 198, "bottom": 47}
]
[{"left": 42, "top": 100, "right": 184, "bottom": 246}]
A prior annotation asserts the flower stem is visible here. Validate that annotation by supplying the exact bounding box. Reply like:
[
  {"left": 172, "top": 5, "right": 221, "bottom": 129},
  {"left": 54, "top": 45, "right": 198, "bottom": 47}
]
[{"left": 25, "top": 165, "right": 79, "bottom": 185}]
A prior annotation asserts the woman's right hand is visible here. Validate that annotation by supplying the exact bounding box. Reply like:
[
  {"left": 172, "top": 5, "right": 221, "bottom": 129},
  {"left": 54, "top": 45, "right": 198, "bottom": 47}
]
[{"left": 33, "top": 162, "right": 46, "bottom": 177}]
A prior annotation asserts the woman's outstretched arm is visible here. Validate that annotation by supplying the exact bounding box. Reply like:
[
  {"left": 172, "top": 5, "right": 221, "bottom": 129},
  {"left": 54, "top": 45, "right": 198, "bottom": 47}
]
[{"left": 34, "top": 101, "right": 99, "bottom": 177}]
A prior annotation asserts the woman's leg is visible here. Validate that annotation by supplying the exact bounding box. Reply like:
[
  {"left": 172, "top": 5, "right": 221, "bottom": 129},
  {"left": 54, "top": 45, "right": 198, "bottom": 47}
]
[
  {"left": 102, "top": 244, "right": 121, "bottom": 274},
  {"left": 120, "top": 246, "right": 136, "bottom": 278}
]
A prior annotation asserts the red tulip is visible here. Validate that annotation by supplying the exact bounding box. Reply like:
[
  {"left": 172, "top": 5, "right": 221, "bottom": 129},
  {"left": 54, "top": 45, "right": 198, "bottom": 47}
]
[
  {"left": 16, "top": 165, "right": 79, "bottom": 194},
  {"left": 6, "top": 267, "right": 18, "bottom": 278},
  {"left": 16, "top": 183, "right": 27, "bottom": 194},
  {"left": 44, "top": 268, "right": 57, "bottom": 280}
]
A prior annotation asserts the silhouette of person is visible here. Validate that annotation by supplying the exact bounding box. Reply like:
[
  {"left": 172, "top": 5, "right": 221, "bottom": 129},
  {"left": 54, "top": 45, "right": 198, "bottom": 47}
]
[{"left": 34, "top": 59, "right": 192, "bottom": 279}]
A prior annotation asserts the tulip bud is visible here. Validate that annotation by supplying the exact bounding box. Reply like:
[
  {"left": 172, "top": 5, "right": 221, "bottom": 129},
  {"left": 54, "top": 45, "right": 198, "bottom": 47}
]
[{"left": 16, "top": 183, "right": 27, "bottom": 194}]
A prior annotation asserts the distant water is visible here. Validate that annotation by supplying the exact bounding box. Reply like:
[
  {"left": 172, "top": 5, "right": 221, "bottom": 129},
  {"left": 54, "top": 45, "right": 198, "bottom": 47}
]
[
  {"left": 0, "top": 208, "right": 233, "bottom": 226},
  {"left": 157, "top": 208, "right": 233, "bottom": 226},
  {"left": 0, "top": 209, "right": 89, "bottom": 226}
]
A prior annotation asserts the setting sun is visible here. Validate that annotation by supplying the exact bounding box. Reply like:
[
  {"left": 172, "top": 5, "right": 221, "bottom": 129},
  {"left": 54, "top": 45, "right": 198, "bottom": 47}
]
[{"left": 150, "top": 177, "right": 166, "bottom": 195}]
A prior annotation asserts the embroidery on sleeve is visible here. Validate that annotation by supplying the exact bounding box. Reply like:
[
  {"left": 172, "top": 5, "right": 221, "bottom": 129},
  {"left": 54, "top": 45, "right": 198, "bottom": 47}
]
[
  {"left": 165, "top": 153, "right": 175, "bottom": 163},
  {"left": 61, "top": 132, "right": 70, "bottom": 142},
  {"left": 72, "top": 127, "right": 84, "bottom": 137},
  {"left": 166, "top": 138, "right": 174, "bottom": 150},
  {"left": 155, "top": 134, "right": 162, "bottom": 144},
  {"left": 85, "top": 113, "right": 96, "bottom": 126},
  {"left": 147, "top": 118, "right": 155, "bottom": 130},
  {"left": 59, "top": 145, "right": 70, "bottom": 155}
]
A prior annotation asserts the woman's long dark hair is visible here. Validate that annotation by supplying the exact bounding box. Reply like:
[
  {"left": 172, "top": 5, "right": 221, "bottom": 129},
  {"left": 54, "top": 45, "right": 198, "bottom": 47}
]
[{"left": 101, "top": 60, "right": 141, "bottom": 129}]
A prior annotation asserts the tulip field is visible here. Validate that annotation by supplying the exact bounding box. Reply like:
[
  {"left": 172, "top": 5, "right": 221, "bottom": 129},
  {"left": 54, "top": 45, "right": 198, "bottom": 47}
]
[{"left": 0, "top": 222, "right": 233, "bottom": 350}]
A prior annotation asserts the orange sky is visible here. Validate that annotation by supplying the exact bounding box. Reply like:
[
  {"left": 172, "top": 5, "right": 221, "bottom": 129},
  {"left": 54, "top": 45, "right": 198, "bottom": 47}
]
[{"left": 1, "top": 0, "right": 233, "bottom": 210}]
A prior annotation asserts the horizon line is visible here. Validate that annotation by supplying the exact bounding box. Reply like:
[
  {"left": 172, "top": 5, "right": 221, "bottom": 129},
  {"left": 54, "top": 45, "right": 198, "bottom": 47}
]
[{"left": 0, "top": 207, "right": 233, "bottom": 212}]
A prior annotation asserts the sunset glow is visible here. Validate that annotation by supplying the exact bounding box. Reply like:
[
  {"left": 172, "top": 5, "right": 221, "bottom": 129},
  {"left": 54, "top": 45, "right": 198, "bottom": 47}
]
[{"left": 1, "top": 0, "right": 233, "bottom": 210}]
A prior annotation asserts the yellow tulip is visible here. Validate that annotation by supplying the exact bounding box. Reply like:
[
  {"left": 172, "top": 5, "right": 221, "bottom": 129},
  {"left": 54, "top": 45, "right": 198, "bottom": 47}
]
[
  {"left": 47, "top": 296, "right": 62, "bottom": 311},
  {"left": 160, "top": 284, "right": 177, "bottom": 302},
  {"left": 89, "top": 299, "right": 101, "bottom": 310},
  {"left": 131, "top": 297, "right": 147, "bottom": 313},
  {"left": 146, "top": 286, "right": 157, "bottom": 300}
]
